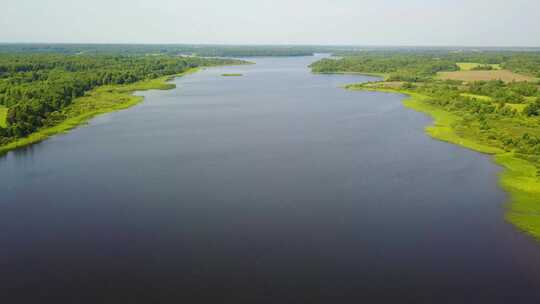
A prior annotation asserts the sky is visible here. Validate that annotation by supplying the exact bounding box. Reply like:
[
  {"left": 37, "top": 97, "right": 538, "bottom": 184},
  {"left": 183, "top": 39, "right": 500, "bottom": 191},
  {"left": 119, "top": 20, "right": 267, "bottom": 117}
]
[{"left": 1, "top": 0, "right": 539, "bottom": 46}]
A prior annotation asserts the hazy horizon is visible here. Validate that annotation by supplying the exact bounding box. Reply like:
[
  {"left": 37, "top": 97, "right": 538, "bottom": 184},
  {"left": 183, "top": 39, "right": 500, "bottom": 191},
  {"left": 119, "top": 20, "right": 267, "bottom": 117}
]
[
  {"left": 2, "top": 0, "right": 540, "bottom": 47},
  {"left": 2, "top": 43, "right": 540, "bottom": 48}
]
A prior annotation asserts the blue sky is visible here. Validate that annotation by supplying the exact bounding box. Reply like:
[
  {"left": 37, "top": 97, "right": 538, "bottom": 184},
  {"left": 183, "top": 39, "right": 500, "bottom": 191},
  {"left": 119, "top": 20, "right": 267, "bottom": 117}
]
[{"left": 1, "top": 0, "right": 539, "bottom": 46}]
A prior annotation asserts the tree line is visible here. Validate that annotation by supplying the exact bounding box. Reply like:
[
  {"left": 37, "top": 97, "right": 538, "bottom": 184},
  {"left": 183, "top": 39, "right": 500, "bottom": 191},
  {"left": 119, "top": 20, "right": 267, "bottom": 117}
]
[
  {"left": 310, "top": 51, "right": 540, "bottom": 78},
  {"left": 0, "top": 44, "right": 317, "bottom": 57},
  {"left": 0, "top": 54, "right": 243, "bottom": 143},
  {"left": 309, "top": 54, "right": 459, "bottom": 81}
]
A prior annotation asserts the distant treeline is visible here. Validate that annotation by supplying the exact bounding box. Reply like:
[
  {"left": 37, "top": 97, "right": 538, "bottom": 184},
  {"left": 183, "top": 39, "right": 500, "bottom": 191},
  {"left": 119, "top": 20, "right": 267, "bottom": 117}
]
[
  {"left": 314, "top": 51, "right": 540, "bottom": 78},
  {"left": 0, "top": 54, "right": 242, "bottom": 143},
  {"left": 0, "top": 44, "right": 319, "bottom": 57},
  {"left": 310, "top": 54, "right": 460, "bottom": 82}
]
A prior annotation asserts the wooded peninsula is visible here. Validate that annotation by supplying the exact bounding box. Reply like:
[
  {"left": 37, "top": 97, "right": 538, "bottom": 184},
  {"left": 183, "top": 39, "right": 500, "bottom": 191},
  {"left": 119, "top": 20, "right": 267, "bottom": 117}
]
[{"left": 0, "top": 53, "right": 246, "bottom": 153}]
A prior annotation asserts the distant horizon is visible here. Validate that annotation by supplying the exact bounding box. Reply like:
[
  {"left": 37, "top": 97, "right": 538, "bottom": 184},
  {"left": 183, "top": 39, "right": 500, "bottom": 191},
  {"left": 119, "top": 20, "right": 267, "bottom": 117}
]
[{"left": 1, "top": 42, "right": 540, "bottom": 49}]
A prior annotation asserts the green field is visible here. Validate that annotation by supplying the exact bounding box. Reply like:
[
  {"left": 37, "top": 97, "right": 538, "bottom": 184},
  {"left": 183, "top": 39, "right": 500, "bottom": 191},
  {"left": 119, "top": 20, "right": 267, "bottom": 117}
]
[
  {"left": 222, "top": 73, "right": 243, "bottom": 77},
  {"left": 457, "top": 62, "right": 502, "bottom": 71},
  {"left": 0, "top": 106, "right": 7, "bottom": 128},
  {"left": 438, "top": 69, "right": 536, "bottom": 83},
  {"left": 460, "top": 93, "right": 493, "bottom": 101}
]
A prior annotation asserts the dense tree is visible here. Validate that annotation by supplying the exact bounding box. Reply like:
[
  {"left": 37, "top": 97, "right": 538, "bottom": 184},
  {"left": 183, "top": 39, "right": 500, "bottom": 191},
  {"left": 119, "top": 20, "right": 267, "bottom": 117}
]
[
  {"left": 0, "top": 44, "right": 317, "bottom": 57},
  {"left": 309, "top": 54, "right": 459, "bottom": 81},
  {"left": 310, "top": 50, "right": 540, "bottom": 79},
  {"left": 525, "top": 98, "right": 540, "bottom": 117},
  {"left": 0, "top": 54, "right": 243, "bottom": 141}
]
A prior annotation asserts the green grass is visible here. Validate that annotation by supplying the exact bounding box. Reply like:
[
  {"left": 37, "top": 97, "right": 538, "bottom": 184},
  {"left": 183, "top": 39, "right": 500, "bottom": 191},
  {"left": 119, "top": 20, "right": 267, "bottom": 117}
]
[
  {"left": 459, "top": 93, "right": 529, "bottom": 113},
  {"left": 350, "top": 86, "right": 503, "bottom": 154},
  {"left": 459, "top": 93, "right": 528, "bottom": 112},
  {"left": 0, "top": 68, "right": 199, "bottom": 155},
  {"left": 348, "top": 84, "right": 540, "bottom": 240},
  {"left": 457, "top": 62, "right": 502, "bottom": 71},
  {"left": 460, "top": 93, "right": 493, "bottom": 101},
  {"left": 222, "top": 73, "right": 243, "bottom": 77},
  {"left": 496, "top": 153, "right": 540, "bottom": 239},
  {"left": 403, "top": 92, "right": 504, "bottom": 154},
  {"left": 0, "top": 106, "right": 7, "bottom": 128},
  {"left": 507, "top": 103, "right": 528, "bottom": 113}
]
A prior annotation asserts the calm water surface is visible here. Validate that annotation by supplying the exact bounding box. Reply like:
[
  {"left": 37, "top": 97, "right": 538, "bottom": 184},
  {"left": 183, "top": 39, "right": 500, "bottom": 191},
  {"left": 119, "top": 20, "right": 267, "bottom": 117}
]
[{"left": 2, "top": 56, "right": 540, "bottom": 303}]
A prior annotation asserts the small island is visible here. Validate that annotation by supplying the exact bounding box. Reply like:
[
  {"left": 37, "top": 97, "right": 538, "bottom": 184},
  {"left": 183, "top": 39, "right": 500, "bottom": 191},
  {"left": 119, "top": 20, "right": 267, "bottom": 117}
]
[{"left": 222, "top": 73, "right": 243, "bottom": 77}]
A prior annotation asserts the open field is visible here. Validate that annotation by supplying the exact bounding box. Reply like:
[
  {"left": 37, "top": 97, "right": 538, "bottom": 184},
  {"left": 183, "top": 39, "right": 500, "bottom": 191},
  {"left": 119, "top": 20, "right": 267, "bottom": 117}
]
[
  {"left": 222, "top": 73, "right": 243, "bottom": 77},
  {"left": 437, "top": 70, "right": 537, "bottom": 83},
  {"left": 0, "top": 106, "right": 7, "bottom": 128},
  {"left": 507, "top": 103, "right": 528, "bottom": 112},
  {"left": 457, "top": 62, "right": 501, "bottom": 71},
  {"left": 460, "top": 93, "right": 493, "bottom": 101},
  {"left": 458, "top": 93, "right": 529, "bottom": 113}
]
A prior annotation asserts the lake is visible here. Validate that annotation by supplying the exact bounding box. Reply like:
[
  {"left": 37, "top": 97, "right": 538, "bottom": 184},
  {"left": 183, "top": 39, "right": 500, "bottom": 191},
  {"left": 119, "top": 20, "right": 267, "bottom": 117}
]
[{"left": 1, "top": 55, "right": 540, "bottom": 303}]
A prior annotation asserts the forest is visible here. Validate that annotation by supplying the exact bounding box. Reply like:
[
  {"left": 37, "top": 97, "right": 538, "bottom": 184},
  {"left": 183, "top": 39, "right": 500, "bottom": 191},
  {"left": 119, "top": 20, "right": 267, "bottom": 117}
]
[
  {"left": 310, "top": 54, "right": 460, "bottom": 81},
  {"left": 0, "top": 44, "right": 319, "bottom": 57},
  {"left": 310, "top": 51, "right": 540, "bottom": 79},
  {"left": 0, "top": 54, "right": 243, "bottom": 145}
]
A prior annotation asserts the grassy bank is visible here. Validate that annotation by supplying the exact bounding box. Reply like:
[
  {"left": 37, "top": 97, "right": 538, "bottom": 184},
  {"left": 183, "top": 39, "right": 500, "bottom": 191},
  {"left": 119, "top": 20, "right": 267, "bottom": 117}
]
[
  {"left": 0, "top": 68, "right": 199, "bottom": 155},
  {"left": 0, "top": 106, "right": 7, "bottom": 128},
  {"left": 347, "top": 84, "right": 540, "bottom": 240}
]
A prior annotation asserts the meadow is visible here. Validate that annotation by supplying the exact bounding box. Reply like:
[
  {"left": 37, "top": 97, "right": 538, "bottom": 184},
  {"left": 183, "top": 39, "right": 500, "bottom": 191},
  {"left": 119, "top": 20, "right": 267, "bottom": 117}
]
[
  {"left": 437, "top": 69, "right": 537, "bottom": 82},
  {"left": 456, "top": 62, "right": 502, "bottom": 71},
  {"left": 0, "top": 106, "right": 7, "bottom": 128}
]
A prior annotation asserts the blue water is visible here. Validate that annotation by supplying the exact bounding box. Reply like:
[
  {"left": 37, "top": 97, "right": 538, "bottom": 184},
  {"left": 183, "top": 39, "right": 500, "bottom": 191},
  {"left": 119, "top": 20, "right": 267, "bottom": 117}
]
[{"left": 1, "top": 55, "right": 540, "bottom": 303}]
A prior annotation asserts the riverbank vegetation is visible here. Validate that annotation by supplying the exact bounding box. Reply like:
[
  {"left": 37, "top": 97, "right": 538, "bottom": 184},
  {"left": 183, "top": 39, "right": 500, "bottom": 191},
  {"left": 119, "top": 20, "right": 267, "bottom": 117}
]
[
  {"left": 0, "top": 106, "right": 7, "bottom": 128},
  {"left": 311, "top": 50, "right": 540, "bottom": 240},
  {"left": 0, "top": 54, "right": 245, "bottom": 154}
]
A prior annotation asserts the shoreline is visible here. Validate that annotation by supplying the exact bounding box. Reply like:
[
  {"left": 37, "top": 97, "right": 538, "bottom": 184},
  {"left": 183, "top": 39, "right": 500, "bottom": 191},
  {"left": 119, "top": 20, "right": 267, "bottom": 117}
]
[
  {"left": 347, "top": 85, "right": 540, "bottom": 241},
  {"left": 312, "top": 71, "right": 389, "bottom": 79},
  {"left": 0, "top": 68, "right": 201, "bottom": 156}
]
